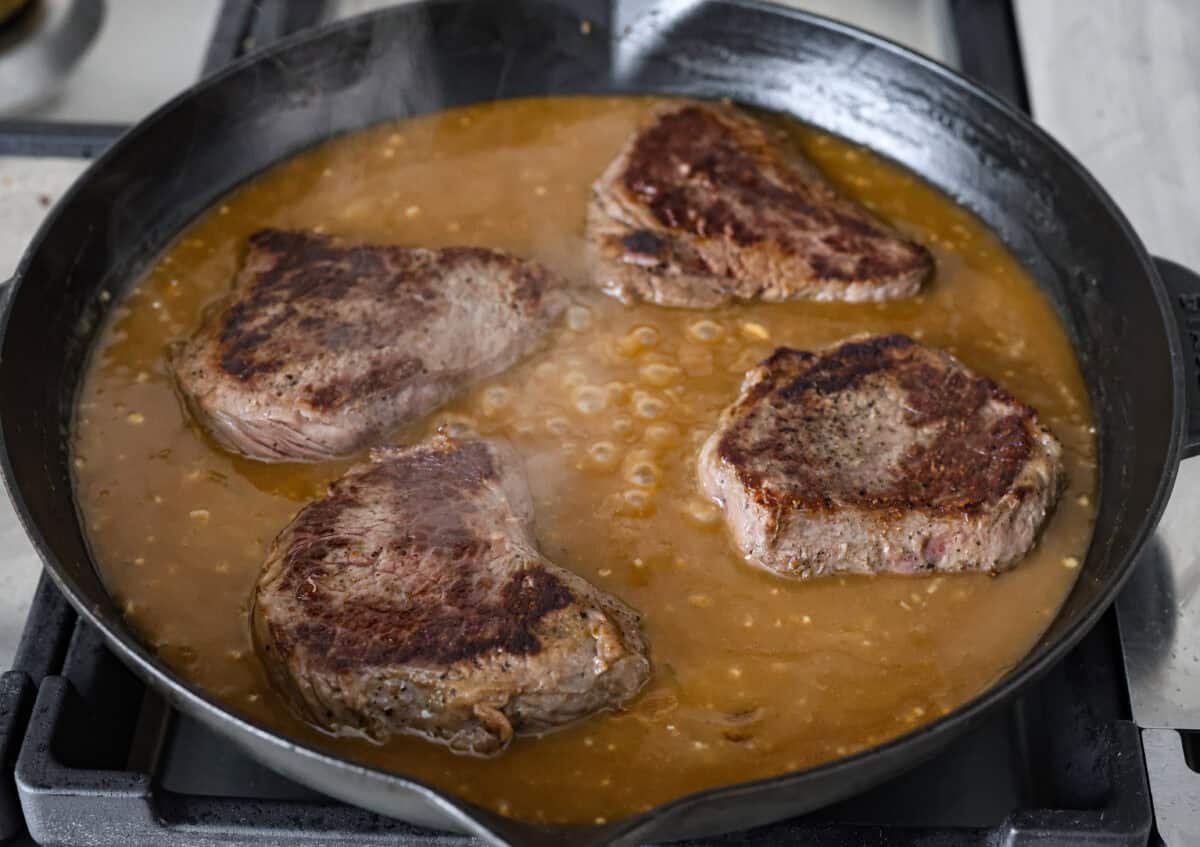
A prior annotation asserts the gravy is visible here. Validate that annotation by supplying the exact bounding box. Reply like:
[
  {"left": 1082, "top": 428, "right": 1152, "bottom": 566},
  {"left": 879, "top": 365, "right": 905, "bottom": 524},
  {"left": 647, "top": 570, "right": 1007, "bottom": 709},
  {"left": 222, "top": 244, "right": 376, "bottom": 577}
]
[{"left": 72, "top": 96, "right": 1095, "bottom": 823}]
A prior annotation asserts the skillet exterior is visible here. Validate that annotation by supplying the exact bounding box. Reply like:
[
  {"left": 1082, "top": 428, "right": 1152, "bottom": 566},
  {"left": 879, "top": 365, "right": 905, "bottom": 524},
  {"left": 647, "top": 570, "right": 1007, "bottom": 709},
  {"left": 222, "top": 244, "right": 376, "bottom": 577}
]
[{"left": 0, "top": 2, "right": 1186, "bottom": 844}]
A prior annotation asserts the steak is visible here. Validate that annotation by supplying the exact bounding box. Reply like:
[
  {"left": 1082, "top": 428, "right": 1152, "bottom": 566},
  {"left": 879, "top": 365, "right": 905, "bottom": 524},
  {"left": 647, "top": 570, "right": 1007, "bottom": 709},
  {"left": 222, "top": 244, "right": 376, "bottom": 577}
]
[
  {"left": 252, "top": 436, "right": 650, "bottom": 755},
  {"left": 699, "top": 334, "right": 1064, "bottom": 578},
  {"left": 586, "top": 101, "right": 934, "bottom": 308},
  {"left": 170, "top": 229, "right": 567, "bottom": 462}
]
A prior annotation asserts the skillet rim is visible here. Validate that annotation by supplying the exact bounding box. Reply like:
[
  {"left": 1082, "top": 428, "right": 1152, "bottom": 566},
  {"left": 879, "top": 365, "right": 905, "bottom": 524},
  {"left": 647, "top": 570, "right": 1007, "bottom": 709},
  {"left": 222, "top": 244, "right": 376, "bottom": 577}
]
[{"left": 0, "top": 0, "right": 1184, "bottom": 841}]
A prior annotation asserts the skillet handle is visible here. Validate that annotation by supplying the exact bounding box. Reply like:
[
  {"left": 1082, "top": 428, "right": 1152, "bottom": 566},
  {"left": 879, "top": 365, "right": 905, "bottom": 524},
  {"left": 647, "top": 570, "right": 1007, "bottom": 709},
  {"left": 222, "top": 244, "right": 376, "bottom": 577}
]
[{"left": 1157, "top": 257, "right": 1200, "bottom": 459}]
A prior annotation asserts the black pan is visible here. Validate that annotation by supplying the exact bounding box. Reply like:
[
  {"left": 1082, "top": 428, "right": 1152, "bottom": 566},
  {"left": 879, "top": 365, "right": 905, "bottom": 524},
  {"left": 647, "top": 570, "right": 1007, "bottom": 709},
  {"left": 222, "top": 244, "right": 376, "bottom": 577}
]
[{"left": 3, "top": 2, "right": 1199, "bottom": 845}]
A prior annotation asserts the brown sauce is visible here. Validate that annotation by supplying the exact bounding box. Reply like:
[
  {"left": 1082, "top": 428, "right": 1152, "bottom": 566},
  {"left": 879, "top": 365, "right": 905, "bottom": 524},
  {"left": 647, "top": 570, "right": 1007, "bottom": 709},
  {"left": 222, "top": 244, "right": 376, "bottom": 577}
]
[{"left": 71, "top": 96, "right": 1096, "bottom": 824}]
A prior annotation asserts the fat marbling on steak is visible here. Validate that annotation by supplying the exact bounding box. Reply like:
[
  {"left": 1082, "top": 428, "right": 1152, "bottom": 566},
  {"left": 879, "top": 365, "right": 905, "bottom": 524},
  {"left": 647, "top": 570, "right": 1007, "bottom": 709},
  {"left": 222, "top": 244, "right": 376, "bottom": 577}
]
[
  {"left": 252, "top": 436, "right": 650, "bottom": 755},
  {"left": 170, "top": 229, "right": 567, "bottom": 462},
  {"left": 587, "top": 101, "right": 934, "bottom": 308},
  {"left": 699, "top": 334, "right": 1064, "bottom": 578}
]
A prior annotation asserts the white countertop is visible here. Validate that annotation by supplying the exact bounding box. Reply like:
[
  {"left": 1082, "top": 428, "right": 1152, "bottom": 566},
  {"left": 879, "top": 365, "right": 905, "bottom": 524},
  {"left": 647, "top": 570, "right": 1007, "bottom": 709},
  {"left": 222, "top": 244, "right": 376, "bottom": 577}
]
[
  {"left": 0, "top": 0, "right": 1195, "bottom": 673},
  {"left": 1015, "top": 0, "right": 1200, "bottom": 270}
]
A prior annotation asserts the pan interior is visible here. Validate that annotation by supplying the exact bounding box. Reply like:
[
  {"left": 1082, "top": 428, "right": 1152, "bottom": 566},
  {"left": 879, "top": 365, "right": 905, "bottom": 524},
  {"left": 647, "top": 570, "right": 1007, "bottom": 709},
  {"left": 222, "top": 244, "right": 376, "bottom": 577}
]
[{"left": 72, "top": 95, "right": 1095, "bottom": 824}]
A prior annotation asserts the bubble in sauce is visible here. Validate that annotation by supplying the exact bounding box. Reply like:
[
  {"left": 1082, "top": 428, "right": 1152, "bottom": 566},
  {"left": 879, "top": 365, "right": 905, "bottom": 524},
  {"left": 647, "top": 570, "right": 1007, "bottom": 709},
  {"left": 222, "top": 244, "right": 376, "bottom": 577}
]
[
  {"left": 624, "top": 452, "right": 660, "bottom": 488},
  {"left": 640, "top": 363, "right": 682, "bottom": 387},
  {"left": 604, "top": 381, "right": 631, "bottom": 406},
  {"left": 643, "top": 422, "right": 681, "bottom": 449},
  {"left": 616, "top": 325, "right": 660, "bottom": 356},
  {"left": 615, "top": 489, "right": 654, "bottom": 517},
  {"left": 687, "top": 320, "right": 724, "bottom": 343},
  {"left": 585, "top": 441, "right": 620, "bottom": 473},
  {"left": 684, "top": 498, "right": 722, "bottom": 527},
  {"left": 633, "top": 391, "right": 667, "bottom": 419},
  {"left": 573, "top": 385, "right": 607, "bottom": 415},
  {"left": 566, "top": 305, "right": 593, "bottom": 332},
  {"left": 612, "top": 415, "right": 637, "bottom": 440}
]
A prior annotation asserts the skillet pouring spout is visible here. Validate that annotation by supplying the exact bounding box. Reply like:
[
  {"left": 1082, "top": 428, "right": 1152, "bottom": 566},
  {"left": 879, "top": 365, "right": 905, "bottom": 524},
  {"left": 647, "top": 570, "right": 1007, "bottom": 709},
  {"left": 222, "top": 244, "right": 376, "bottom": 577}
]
[{"left": 0, "top": 0, "right": 1190, "bottom": 841}]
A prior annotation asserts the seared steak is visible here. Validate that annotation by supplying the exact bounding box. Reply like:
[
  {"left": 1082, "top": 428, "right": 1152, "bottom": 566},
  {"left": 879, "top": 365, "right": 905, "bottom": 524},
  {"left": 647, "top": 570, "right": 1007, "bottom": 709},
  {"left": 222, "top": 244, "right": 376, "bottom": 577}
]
[
  {"left": 252, "top": 436, "right": 649, "bottom": 755},
  {"left": 587, "top": 101, "right": 934, "bottom": 308},
  {"left": 699, "top": 334, "right": 1063, "bottom": 578},
  {"left": 171, "top": 229, "right": 567, "bottom": 462}
]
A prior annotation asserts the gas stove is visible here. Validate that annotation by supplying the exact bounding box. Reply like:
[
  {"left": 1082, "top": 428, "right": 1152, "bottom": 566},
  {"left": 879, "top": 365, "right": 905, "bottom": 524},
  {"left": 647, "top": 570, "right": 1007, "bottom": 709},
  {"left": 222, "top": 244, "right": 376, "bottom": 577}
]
[{"left": 0, "top": 2, "right": 1193, "bottom": 845}]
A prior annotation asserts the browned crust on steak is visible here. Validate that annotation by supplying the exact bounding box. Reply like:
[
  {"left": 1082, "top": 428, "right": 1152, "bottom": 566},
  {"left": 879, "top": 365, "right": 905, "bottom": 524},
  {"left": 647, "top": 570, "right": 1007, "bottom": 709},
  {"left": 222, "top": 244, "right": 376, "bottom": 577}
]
[
  {"left": 699, "top": 334, "right": 1065, "bottom": 578},
  {"left": 170, "top": 229, "right": 567, "bottom": 462},
  {"left": 268, "top": 442, "right": 575, "bottom": 671},
  {"left": 277, "top": 565, "right": 574, "bottom": 673},
  {"left": 586, "top": 102, "right": 934, "bottom": 307},
  {"left": 215, "top": 230, "right": 556, "bottom": 394},
  {"left": 253, "top": 438, "right": 650, "bottom": 754},
  {"left": 719, "top": 335, "right": 1037, "bottom": 516}
]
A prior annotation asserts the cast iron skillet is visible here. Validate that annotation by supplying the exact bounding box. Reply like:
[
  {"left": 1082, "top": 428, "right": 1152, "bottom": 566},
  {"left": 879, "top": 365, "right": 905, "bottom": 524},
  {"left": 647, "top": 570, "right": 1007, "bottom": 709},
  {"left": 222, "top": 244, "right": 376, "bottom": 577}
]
[{"left": 4, "top": 2, "right": 1200, "bottom": 845}]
